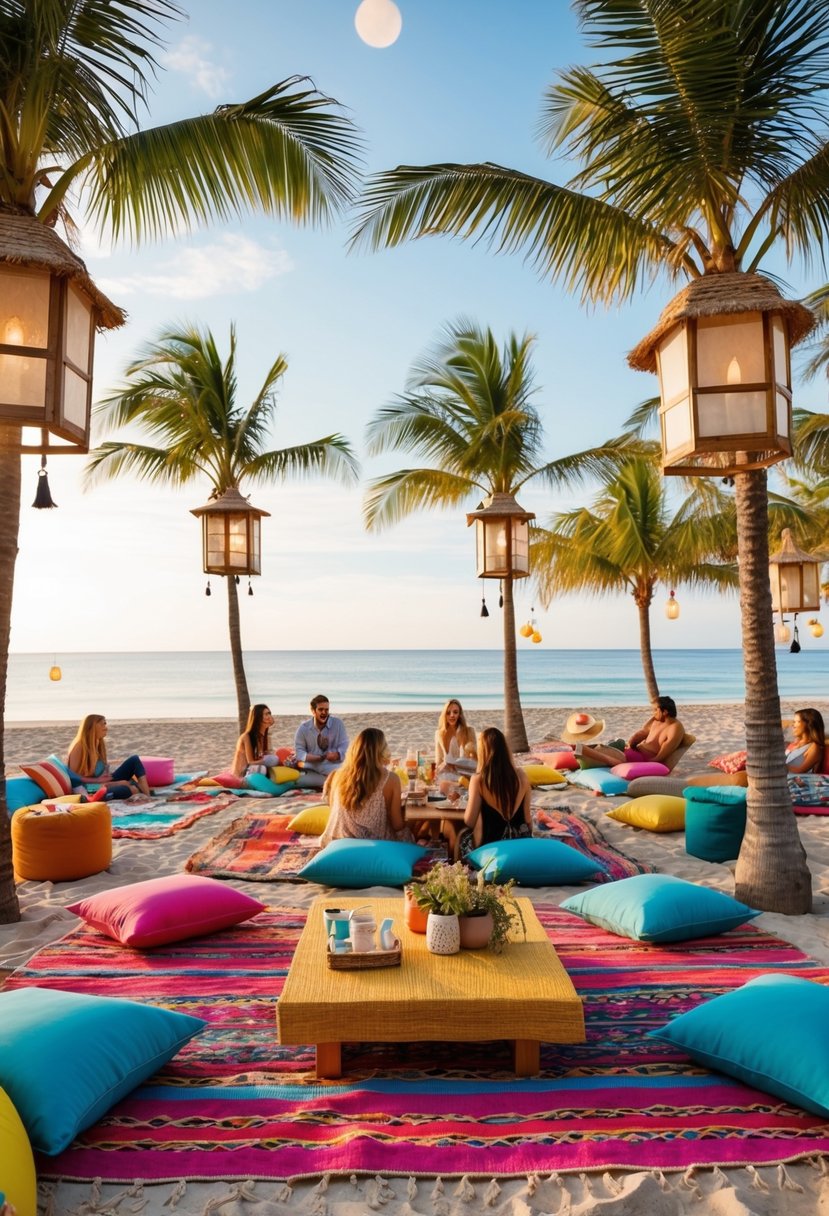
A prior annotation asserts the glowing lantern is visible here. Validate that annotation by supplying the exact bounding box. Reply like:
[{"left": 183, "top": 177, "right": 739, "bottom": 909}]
[
  {"left": 809, "top": 619, "right": 824, "bottom": 639},
  {"left": 49, "top": 663, "right": 61, "bottom": 681},
  {"left": 190, "top": 486, "right": 270, "bottom": 578},
  {"left": 665, "top": 589, "right": 680, "bottom": 619}
]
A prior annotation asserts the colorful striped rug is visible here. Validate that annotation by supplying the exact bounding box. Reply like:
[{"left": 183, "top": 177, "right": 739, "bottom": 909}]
[
  {"left": 7, "top": 906, "right": 829, "bottom": 1183},
  {"left": 184, "top": 806, "right": 650, "bottom": 883},
  {"left": 110, "top": 793, "right": 241, "bottom": 839}
]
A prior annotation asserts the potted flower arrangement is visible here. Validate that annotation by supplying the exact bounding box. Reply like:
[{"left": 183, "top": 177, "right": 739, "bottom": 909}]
[{"left": 406, "top": 861, "right": 525, "bottom": 953}]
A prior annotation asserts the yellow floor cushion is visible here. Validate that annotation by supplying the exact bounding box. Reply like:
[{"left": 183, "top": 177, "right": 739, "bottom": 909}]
[
  {"left": 523, "top": 764, "right": 567, "bottom": 786},
  {"left": 0, "top": 1086, "right": 36, "bottom": 1216},
  {"left": 287, "top": 803, "right": 330, "bottom": 835},
  {"left": 12, "top": 801, "right": 112, "bottom": 882},
  {"left": 606, "top": 794, "right": 686, "bottom": 832}
]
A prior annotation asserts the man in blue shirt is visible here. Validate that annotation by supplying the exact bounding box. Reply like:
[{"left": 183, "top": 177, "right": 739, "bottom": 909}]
[{"left": 294, "top": 694, "right": 348, "bottom": 790}]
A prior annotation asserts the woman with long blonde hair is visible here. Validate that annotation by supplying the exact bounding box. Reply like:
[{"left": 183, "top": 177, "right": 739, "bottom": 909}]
[
  {"left": 67, "top": 714, "right": 151, "bottom": 799},
  {"left": 319, "top": 728, "right": 407, "bottom": 844},
  {"left": 456, "top": 726, "right": 531, "bottom": 859},
  {"left": 435, "top": 698, "right": 477, "bottom": 796}
]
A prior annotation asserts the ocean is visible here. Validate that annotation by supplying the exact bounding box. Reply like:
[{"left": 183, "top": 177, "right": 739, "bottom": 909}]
[{"left": 6, "top": 647, "right": 829, "bottom": 722}]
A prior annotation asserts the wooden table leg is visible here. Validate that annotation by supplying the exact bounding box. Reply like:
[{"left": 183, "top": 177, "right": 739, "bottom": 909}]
[
  {"left": 513, "top": 1039, "right": 540, "bottom": 1076},
  {"left": 316, "top": 1042, "right": 342, "bottom": 1078}
]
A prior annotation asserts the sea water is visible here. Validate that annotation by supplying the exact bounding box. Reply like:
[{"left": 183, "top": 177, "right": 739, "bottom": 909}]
[{"left": 7, "top": 648, "right": 829, "bottom": 722}]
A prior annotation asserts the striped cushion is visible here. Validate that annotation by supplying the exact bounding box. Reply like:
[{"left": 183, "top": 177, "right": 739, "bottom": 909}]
[{"left": 19, "top": 759, "right": 72, "bottom": 799}]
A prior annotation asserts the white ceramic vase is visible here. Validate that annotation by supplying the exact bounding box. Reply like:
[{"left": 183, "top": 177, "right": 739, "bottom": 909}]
[{"left": 426, "top": 911, "right": 460, "bottom": 955}]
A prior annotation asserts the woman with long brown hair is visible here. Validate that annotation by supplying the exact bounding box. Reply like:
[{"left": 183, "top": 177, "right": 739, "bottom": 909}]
[
  {"left": 457, "top": 726, "right": 531, "bottom": 859},
  {"left": 319, "top": 728, "right": 407, "bottom": 844},
  {"left": 232, "top": 703, "right": 279, "bottom": 776}
]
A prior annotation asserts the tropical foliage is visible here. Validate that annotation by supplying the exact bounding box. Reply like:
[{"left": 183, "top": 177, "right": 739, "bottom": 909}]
[
  {"left": 86, "top": 324, "right": 359, "bottom": 727},
  {"left": 0, "top": 0, "right": 362, "bottom": 924},
  {"left": 364, "top": 317, "right": 633, "bottom": 751},
  {"left": 532, "top": 456, "right": 738, "bottom": 701},
  {"left": 352, "top": 0, "right": 829, "bottom": 914}
]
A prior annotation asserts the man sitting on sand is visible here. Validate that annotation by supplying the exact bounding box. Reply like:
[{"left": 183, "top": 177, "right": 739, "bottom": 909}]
[
  {"left": 294, "top": 694, "right": 348, "bottom": 790},
  {"left": 568, "top": 697, "right": 685, "bottom": 768}
]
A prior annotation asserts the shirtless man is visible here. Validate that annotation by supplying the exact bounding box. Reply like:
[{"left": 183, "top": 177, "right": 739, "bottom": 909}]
[{"left": 576, "top": 696, "right": 685, "bottom": 768}]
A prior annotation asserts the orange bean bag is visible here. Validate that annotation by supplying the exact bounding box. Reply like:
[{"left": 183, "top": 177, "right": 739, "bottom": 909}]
[{"left": 12, "top": 802, "right": 112, "bottom": 882}]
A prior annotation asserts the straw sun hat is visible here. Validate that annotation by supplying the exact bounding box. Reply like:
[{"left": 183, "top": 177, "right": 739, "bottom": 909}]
[{"left": 561, "top": 712, "right": 605, "bottom": 745}]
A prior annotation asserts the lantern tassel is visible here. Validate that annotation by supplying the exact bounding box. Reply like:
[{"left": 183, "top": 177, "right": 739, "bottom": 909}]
[
  {"left": 498, "top": 579, "right": 503, "bottom": 609},
  {"left": 32, "top": 456, "right": 57, "bottom": 509},
  {"left": 791, "top": 616, "right": 801, "bottom": 654},
  {"left": 205, "top": 580, "right": 212, "bottom": 597},
  {"left": 248, "top": 578, "right": 253, "bottom": 597},
  {"left": 235, "top": 575, "right": 240, "bottom": 585},
  {"left": 480, "top": 593, "right": 489, "bottom": 619}
]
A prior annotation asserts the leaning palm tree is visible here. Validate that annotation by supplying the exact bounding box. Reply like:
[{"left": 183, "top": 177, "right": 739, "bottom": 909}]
[
  {"left": 364, "top": 317, "right": 633, "bottom": 752},
  {"left": 86, "top": 324, "right": 359, "bottom": 729},
  {"left": 351, "top": 0, "right": 829, "bottom": 913},
  {"left": 533, "top": 457, "right": 738, "bottom": 701},
  {"left": 0, "top": 1, "right": 361, "bottom": 923}
]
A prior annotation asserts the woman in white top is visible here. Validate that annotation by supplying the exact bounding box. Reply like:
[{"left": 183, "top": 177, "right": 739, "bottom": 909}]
[
  {"left": 435, "top": 698, "right": 477, "bottom": 798},
  {"left": 319, "top": 728, "right": 408, "bottom": 845},
  {"left": 786, "top": 707, "right": 825, "bottom": 773}
]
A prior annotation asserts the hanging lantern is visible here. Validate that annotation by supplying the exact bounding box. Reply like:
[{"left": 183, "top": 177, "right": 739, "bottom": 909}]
[
  {"left": 0, "top": 212, "right": 124, "bottom": 457},
  {"left": 531, "top": 630, "right": 542, "bottom": 644},
  {"left": 190, "top": 486, "right": 270, "bottom": 578},
  {"left": 519, "top": 622, "right": 533, "bottom": 638},
  {"left": 775, "top": 618, "right": 791, "bottom": 645},
  {"left": 466, "top": 493, "right": 535, "bottom": 579},
  {"left": 665, "top": 589, "right": 680, "bottom": 620},
  {"left": 808, "top": 619, "right": 824, "bottom": 639},
  {"left": 769, "top": 529, "right": 821, "bottom": 615},
  {"left": 49, "top": 662, "right": 61, "bottom": 682},
  {"left": 628, "top": 273, "right": 815, "bottom": 477}
]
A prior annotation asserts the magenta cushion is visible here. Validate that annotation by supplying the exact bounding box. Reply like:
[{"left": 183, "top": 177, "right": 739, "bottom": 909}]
[
  {"left": 211, "top": 769, "right": 247, "bottom": 789},
  {"left": 709, "top": 749, "right": 748, "bottom": 774},
  {"left": 611, "top": 761, "right": 671, "bottom": 780},
  {"left": 67, "top": 874, "right": 265, "bottom": 948},
  {"left": 140, "top": 756, "right": 175, "bottom": 786}
]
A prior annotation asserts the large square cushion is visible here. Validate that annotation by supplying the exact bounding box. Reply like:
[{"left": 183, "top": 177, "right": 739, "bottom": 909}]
[
  {"left": 684, "top": 785, "right": 747, "bottom": 862},
  {"left": 0, "top": 987, "right": 205, "bottom": 1155},
  {"left": 297, "top": 839, "right": 427, "bottom": 888}
]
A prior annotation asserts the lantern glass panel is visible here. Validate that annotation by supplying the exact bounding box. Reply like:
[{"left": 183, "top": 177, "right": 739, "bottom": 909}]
[
  {"left": 483, "top": 518, "right": 510, "bottom": 576},
  {"left": 696, "top": 390, "right": 766, "bottom": 437},
  {"left": 770, "top": 567, "right": 782, "bottom": 612},
  {"left": 802, "top": 564, "right": 820, "bottom": 609},
  {"left": 696, "top": 315, "right": 765, "bottom": 387},
  {"left": 775, "top": 390, "right": 790, "bottom": 440},
  {"left": 227, "top": 516, "right": 249, "bottom": 568},
  {"left": 1, "top": 271, "right": 49, "bottom": 349},
  {"left": 771, "top": 317, "right": 788, "bottom": 387},
  {"left": 62, "top": 366, "right": 87, "bottom": 428},
  {"left": 0, "top": 353, "right": 46, "bottom": 407},
  {"left": 511, "top": 518, "right": 529, "bottom": 575},
  {"left": 656, "top": 326, "right": 688, "bottom": 403},
  {"left": 663, "top": 396, "right": 692, "bottom": 455},
  {"left": 206, "top": 516, "right": 226, "bottom": 568},
  {"left": 779, "top": 568, "right": 801, "bottom": 611},
  {"left": 65, "top": 286, "right": 92, "bottom": 372}
]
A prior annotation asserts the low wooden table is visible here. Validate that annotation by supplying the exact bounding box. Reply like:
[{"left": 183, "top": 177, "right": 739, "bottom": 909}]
[{"left": 276, "top": 895, "right": 585, "bottom": 1078}]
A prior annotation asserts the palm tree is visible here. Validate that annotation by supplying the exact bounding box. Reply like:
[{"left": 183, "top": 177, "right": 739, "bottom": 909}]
[
  {"left": 364, "top": 317, "right": 633, "bottom": 751},
  {"left": 350, "top": 0, "right": 829, "bottom": 913},
  {"left": 86, "top": 324, "right": 359, "bottom": 729},
  {"left": 0, "top": 0, "right": 362, "bottom": 923},
  {"left": 532, "top": 456, "right": 738, "bottom": 701}
]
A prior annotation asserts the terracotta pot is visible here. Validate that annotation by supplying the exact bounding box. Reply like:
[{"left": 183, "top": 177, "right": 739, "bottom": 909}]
[
  {"left": 426, "top": 912, "right": 460, "bottom": 955},
  {"left": 404, "top": 889, "right": 428, "bottom": 934},
  {"left": 459, "top": 911, "right": 494, "bottom": 949}
]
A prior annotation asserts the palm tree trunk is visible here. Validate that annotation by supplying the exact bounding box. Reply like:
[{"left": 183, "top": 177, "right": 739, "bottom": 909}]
[
  {"left": 0, "top": 426, "right": 22, "bottom": 924},
  {"left": 634, "top": 584, "right": 659, "bottom": 702},
  {"left": 502, "top": 577, "right": 528, "bottom": 752},
  {"left": 225, "top": 575, "right": 251, "bottom": 733},
  {"left": 733, "top": 467, "right": 811, "bottom": 914}
]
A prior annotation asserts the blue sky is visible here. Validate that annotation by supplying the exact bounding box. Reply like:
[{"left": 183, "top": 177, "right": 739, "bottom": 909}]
[{"left": 10, "top": 0, "right": 827, "bottom": 654}]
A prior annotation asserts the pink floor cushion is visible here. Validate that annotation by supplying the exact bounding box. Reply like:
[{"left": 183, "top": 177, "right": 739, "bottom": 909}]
[
  {"left": 535, "top": 750, "right": 578, "bottom": 772},
  {"left": 67, "top": 873, "right": 265, "bottom": 948},
  {"left": 209, "top": 769, "right": 247, "bottom": 790},
  {"left": 793, "top": 805, "right": 829, "bottom": 816},
  {"left": 611, "top": 761, "right": 671, "bottom": 780},
  {"left": 140, "top": 756, "right": 175, "bottom": 787}
]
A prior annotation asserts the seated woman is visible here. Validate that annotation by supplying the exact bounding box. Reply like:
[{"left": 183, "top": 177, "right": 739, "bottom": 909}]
[
  {"left": 786, "top": 707, "right": 825, "bottom": 773},
  {"left": 456, "top": 727, "right": 532, "bottom": 861},
  {"left": 67, "top": 714, "right": 151, "bottom": 800},
  {"left": 232, "top": 703, "right": 279, "bottom": 777},
  {"left": 319, "top": 728, "right": 408, "bottom": 845},
  {"left": 435, "top": 698, "right": 477, "bottom": 798}
]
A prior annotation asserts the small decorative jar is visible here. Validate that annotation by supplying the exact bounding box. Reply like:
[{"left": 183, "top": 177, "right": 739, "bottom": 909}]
[
  {"left": 404, "top": 889, "right": 428, "bottom": 934},
  {"left": 459, "top": 911, "right": 493, "bottom": 949},
  {"left": 426, "top": 911, "right": 460, "bottom": 955}
]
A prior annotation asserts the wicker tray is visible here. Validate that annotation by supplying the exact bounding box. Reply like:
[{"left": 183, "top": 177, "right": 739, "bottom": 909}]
[{"left": 327, "top": 940, "right": 402, "bottom": 970}]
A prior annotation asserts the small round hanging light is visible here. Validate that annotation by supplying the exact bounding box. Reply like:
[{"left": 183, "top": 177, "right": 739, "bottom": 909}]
[
  {"left": 354, "top": 0, "right": 402, "bottom": 47},
  {"left": 531, "top": 630, "right": 542, "bottom": 644},
  {"left": 49, "top": 660, "right": 62, "bottom": 681},
  {"left": 809, "top": 618, "right": 824, "bottom": 638},
  {"left": 519, "top": 621, "right": 533, "bottom": 638},
  {"left": 665, "top": 589, "right": 680, "bottom": 620},
  {"left": 775, "top": 618, "right": 791, "bottom": 645}
]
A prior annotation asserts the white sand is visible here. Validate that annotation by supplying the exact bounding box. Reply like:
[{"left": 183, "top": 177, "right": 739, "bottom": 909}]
[{"left": 4, "top": 702, "right": 829, "bottom": 1215}]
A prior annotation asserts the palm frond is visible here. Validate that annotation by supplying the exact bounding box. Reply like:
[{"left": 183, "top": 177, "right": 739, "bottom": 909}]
[
  {"left": 363, "top": 468, "right": 477, "bottom": 532},
  {"left": 244, "top": 436, "right": 359, "bottom": 486},
  {"left": 83, "top": 440, "right": 204, "bottom": 488}
]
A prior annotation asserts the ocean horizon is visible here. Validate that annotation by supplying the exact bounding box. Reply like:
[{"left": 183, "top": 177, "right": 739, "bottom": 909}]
[{"left": 6, "top": 647, "right": 829, "bottom": 722}]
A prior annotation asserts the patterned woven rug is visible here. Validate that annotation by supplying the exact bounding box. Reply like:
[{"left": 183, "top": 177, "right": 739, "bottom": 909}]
[
  {"left": 110, "top": 793, "right": 241, "bottom": 839},
  {"left": 185, "top": 805, "right": 650, "bottom": 883},
  {"left": 9, "top": 906, "right": 829, "bottom": 1183}
]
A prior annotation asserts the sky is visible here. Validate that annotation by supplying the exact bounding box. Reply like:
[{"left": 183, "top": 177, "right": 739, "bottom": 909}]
[{"left": 9, "top": 0, "right": 828, "bottom": 655}]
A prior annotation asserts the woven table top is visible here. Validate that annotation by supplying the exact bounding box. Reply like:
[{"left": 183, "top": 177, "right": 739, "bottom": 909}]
[{"left": 277, "top": 895, "right": 585, "bottom": 1045}]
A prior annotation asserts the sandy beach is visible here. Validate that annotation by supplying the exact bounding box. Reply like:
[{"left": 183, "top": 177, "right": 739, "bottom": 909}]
[{"left": 4, "top": 701, "right": 829, "bottom": 1215}]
